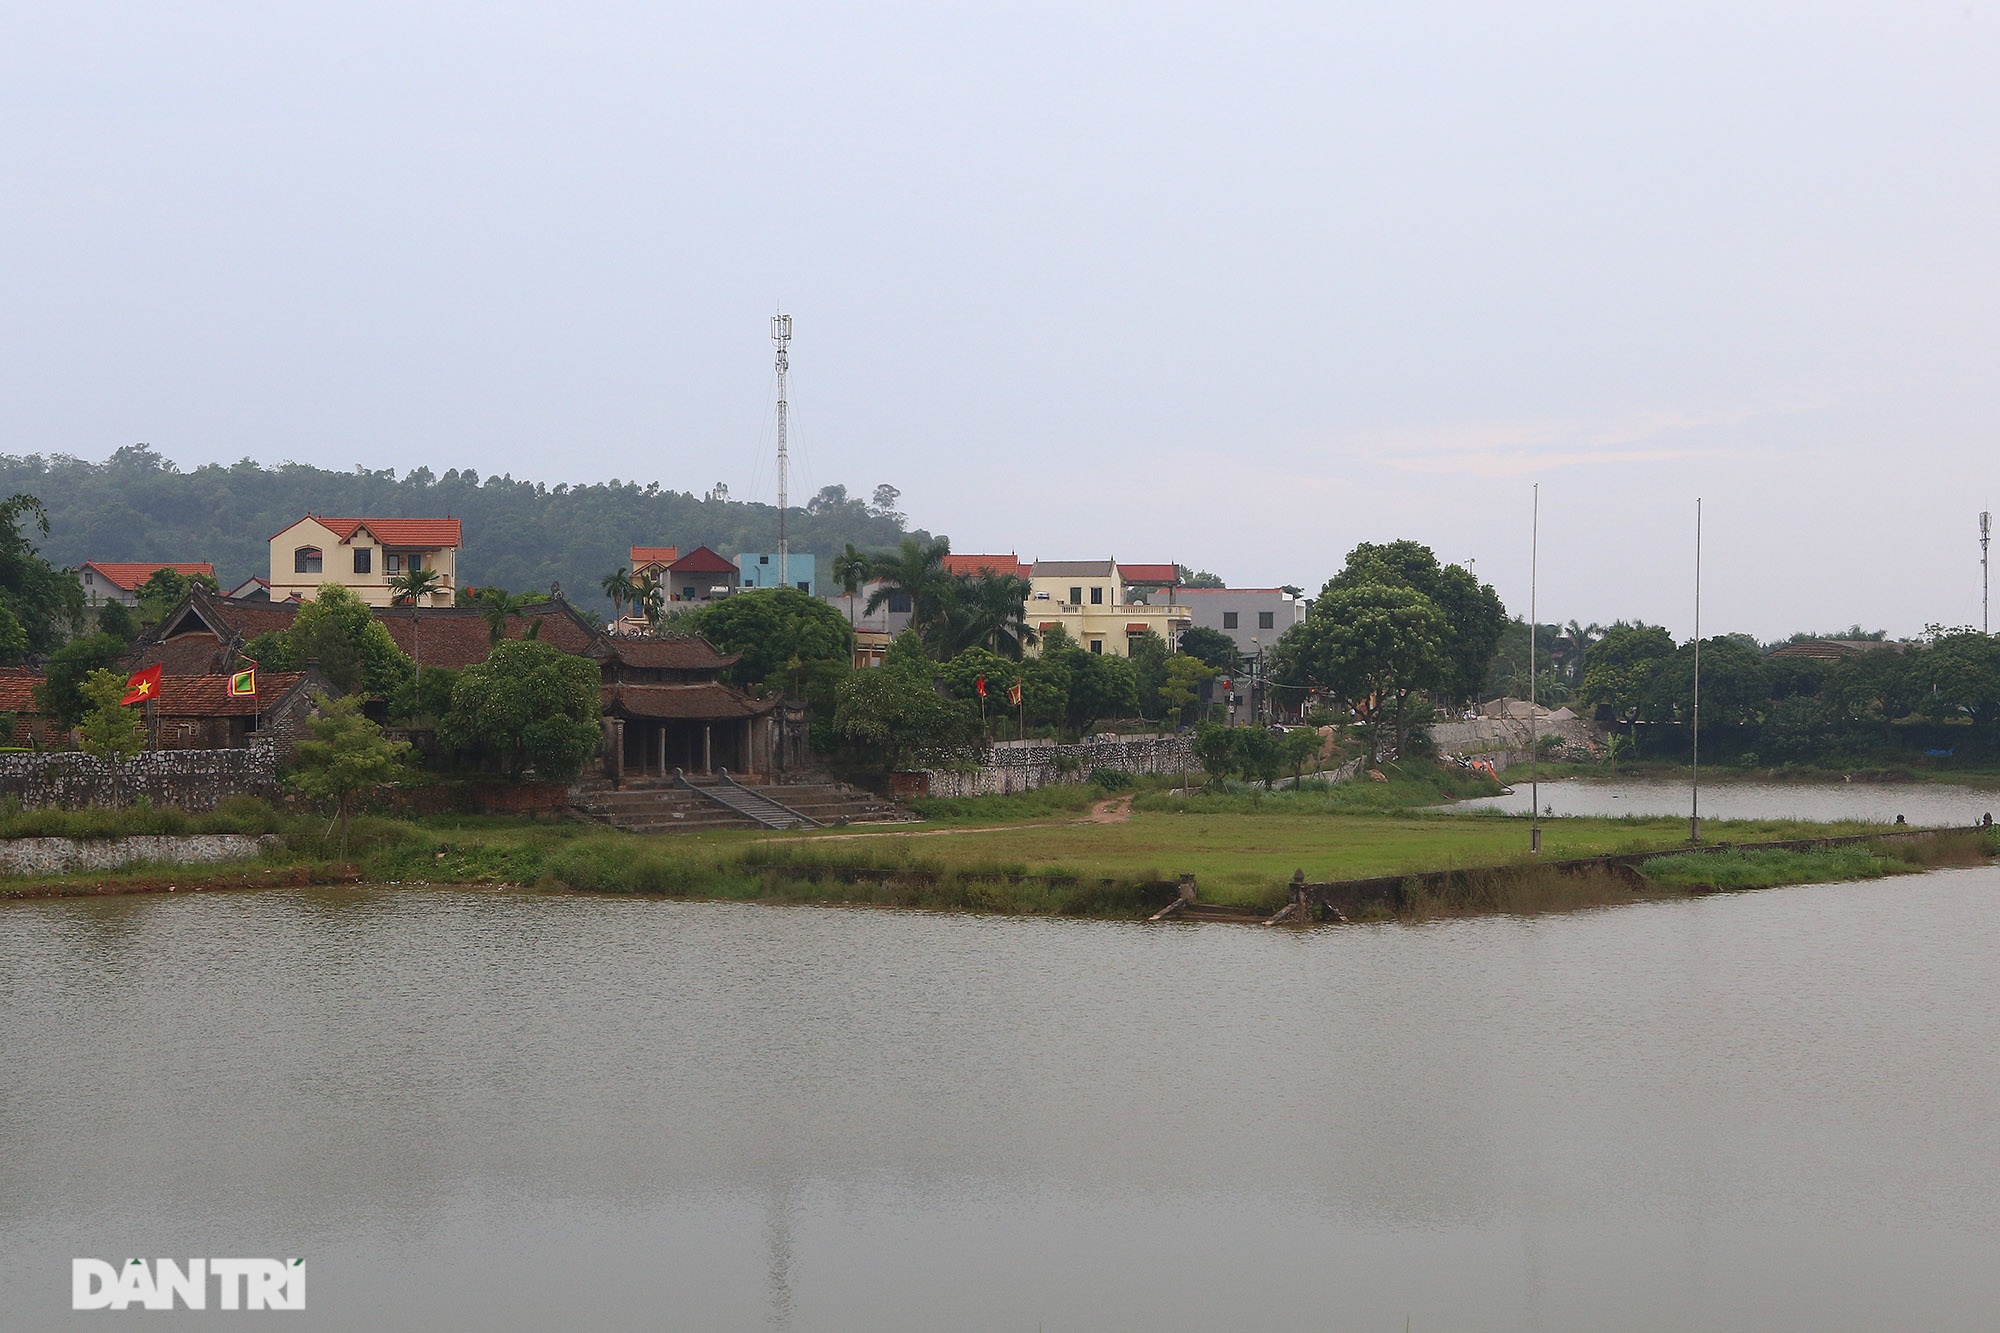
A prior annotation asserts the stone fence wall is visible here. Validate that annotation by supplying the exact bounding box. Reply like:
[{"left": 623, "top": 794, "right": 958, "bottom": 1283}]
[
  {"left": 0, "top": 834, "right": 282, "bottom": 877},
  {"left": 1425, "top": 716, "right": 1601, "bottom": 769},
  {"left": 0, "top": 740, "right": 281, "bottom": 812},
  {"left": 907, "top": 732, "right": 1201, "bottom": 799}
]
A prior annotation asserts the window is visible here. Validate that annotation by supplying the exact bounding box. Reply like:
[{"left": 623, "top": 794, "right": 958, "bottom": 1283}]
[
  {"left": 1258, "top": 611, "right": 1275, "bottom": 629},
  {"left": 1089, "top": 639, "right": 1103, "bottom": 654},
  {"left": 386, "top": 553, "right": 403, "bottom": 575},
  {"left": 1089, "top": 586, "right": 1104, "bottom": 605},
  {"left": 887, "top": 592, "right": 913, "bottom": 614},
  {"left": 796, "top": 581, "right": 809, "bottom": 592},
  {"left": 759, "top": 555, "right": 770, "bottom": 565},
  {"left": 682, "top": 585, "right": 698, "bottom": 600},
  {"left": 294, "top": 546, "right": 322, "bottom": 574},
  {"left": 352, "top": 548, "right": 372, "bottom": 574},
  {"left": 743, "top": 579, "right": 755, "bottom": 588},
  {"left": 407, "top": 554, "right": 422, "bottom": 572},
  {"left": 1070, "top": 586, "right": 1082, "bottom": 604},
  {"left": 1223, "top": 611, "right": 1239, "bottom": 629}
]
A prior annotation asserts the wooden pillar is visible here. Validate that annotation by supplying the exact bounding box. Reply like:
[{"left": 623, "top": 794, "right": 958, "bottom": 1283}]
[
  {"left": 656, "top": 724, "right": 666, "bottom": 776},
  {"left": 702, "top": 724, "right": 712, "bottom": 774}
]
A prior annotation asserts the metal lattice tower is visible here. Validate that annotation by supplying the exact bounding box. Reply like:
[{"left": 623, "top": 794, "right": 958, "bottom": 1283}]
[
  {"left": 1983, "top": 511, "right": 1992, "bottom": 634},
  {"left": 772, "top": 313, "right": 792, "bottom": 586}
]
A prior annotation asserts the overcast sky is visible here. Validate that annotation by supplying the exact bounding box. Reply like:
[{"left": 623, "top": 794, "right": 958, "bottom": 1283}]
[{"left": 4, "top": 2, "right": 1996, "bottom": 639}]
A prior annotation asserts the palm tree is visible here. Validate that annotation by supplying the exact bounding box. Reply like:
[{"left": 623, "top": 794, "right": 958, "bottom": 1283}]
[
  {"left": 599, "top": 567, "right": 636, "bottom": 634},
  {"left": 957, "top": 571, "right": 1037, "bottom": 658},
  {"left": 631, "top": 573, "right": 665, "bottom": 634},
  {"left": 832, "top": 543, "right": 871, "bottom": 627},
  {"left": 477, "top": 587, "right": 539, "bottom": 644},
  {"left": 864, "top": 537, "right": 953, "bottom": 638},
  {"left": 387, "top": 566, "right": 446, "bottom": 669}
]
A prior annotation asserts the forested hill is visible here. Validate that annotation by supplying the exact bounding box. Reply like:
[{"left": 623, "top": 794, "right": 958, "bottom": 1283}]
[{"left": 0, "top": 446, "right": 932, "bottom": 604}]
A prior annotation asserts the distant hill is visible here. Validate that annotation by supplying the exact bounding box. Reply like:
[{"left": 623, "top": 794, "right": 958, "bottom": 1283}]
[{"left": 0, "top": 446, "right": 932, "bottom": 612}]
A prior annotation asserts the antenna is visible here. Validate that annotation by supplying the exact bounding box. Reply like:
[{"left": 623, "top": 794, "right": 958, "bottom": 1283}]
[
  {"left": 1982, "top": 511, "right": 1991, "bottom": 634},
  {"left": 772, "top": 312, "right": 792, "bottom": 587}
]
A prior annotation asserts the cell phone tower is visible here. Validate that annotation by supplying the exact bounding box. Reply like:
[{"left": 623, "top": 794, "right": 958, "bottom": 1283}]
[
  {"left": 1983, "top": 511, "right": 1992, "bottom": 634},
  {"left": 773, "top": 312, "right": 792, "bottom": 587}
]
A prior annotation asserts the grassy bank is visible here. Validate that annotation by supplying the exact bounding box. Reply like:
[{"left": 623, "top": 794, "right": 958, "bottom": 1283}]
[{"left": 7, "top": 789, "right": 1987, "bottom": 923}]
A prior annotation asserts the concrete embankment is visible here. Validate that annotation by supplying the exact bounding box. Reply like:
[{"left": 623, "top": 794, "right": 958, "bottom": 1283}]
[{"left": 0, "top": 834, "right": 283, "bottom": 880}]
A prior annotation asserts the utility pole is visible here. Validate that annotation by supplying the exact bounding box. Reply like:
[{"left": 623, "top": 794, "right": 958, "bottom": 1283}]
[
  {"left": 772, "top": 312, "right": 792, "bottom": 588},
  {"left": 1691, "top": 498, "right": 1702, "bottom": 845},
  {"left": 1529, "top": 483, "right": 1540, "bottom": 855}
]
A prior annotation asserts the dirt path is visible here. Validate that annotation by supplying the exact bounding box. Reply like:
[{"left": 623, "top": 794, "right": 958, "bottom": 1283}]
[{"left": 758, "top": 792, "right": 1136, "bottom": 844}]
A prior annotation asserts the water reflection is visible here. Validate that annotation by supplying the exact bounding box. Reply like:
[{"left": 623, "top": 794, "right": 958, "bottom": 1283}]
[
  {"left": 2, "top": 878, "right": 1997, "bottom": 1330},
  {"left": 1444, "top": 777, "right": 1997, "bottom": 827}
]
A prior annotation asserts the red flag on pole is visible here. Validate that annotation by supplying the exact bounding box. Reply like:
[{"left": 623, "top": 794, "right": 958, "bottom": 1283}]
[
  {"left": 120, "top": 664, "right": 163, "bottom": 707},
  {"left": 976, "top": 674, "right": 987, "bottom": 698}
]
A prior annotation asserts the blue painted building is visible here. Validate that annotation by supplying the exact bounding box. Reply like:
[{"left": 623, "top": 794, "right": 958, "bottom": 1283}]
[{"left": 736, "top": 551, "right": 816, "bottom": 595}]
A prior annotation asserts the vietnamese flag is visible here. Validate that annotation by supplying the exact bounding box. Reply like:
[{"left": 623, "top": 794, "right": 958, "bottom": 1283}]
[
  {"left": 121, "top": 664, "right": 163, "bottom": 707},
  {"left": 976, "top": 674, "right": 987, "bottom": 698}
]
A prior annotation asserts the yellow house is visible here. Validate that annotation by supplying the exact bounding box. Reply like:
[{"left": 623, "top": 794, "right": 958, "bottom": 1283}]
[
  {"left": 1027, "top": 560, "right": 1190, "bottom": 656},
  {"left": 267, "top": 515, "right": 462, "bottom": 607}
]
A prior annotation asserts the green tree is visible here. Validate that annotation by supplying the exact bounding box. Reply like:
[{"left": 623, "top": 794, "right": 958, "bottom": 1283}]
[
  {"left": 75, "top": 668, "right": 147, "bottom": 762},
  {"left": 939, "top": 645, "right": 1014, "bottom": 711},
  {"left": 1280, "top": 726, "right": 1323, "bottom": 782},
  {"left": 388, "top": 664, "right": 462, "bottom": 725},
  {"left": 438, "top": 639, "right": 602, "bottom": 780},
  {"left": 830, "top": 635, "right": 979, "bottom": 769},
  {"left": 36, "top": 633, "right": 129, "bottom": 729},
  {"left": 1239, "top": 724, "right": 1282, "bottom": 788},
  {"left": 0, "top": 493, "right": 85, "bottom": 651},
  {"left": 1127, "top": 630, "right": 1171, "bottom": 718},
  {"left": 93, "top": 599, "right": 137, "bottom": 642},
  {"left": 1062, "top": 649, "right": 1141, "bottom": 734},
  {"left": 599, "top": 566, "right": 635, "bottom": 629},
  {"left": 1193, "top": 721, "right": 1241, "bottom": 785},
  {"left": 950, "top": 571, "right": 1037, "bottom": 658},
  {"left": 0, "top": 602, "right": 27, "bottom": 665},
  {"left": 133, "top": 567, "right": 220, "bottom": 626},
  {"left": 1175, "top": 565, "right": 1225, "bottom": 589},
  {"left": 288, "top": 692, "right": 413, "bottom": 851},
  {"left": 1577, "top": 622, "right": 1677, "bottom": 742},
  {"left": 685, "top": 587, "right": 853, "bottom": 688},
  {"left": 1647, "top": 636, "right": 1772, "bottom": 733},
  {"left": 387, "top": 565, "right": 446, "bottom": 668},
  {"left": 1157, "top": 653, "right": 1214, "bottom": 725},
  {"left": 865, "top": 537, "right": 954, "bottom": 642},
  {"left": 287, "top": 585, "right": 415, "bottom": 696},
  {"left": 832, "top": 543, "right": 871, "bottom": 627},
  {"left": 1911, "top": 628, "right": 2000, "bottom": 731},
  {"left": 1281, "top": 580, "right": 1448, "bottom": 760},
  {"left": 1176, "top": 626, "right": 1239, "bottom": 673},
  {"left": 1326, "top": 540, "right": 1505, "bottom": 707}
]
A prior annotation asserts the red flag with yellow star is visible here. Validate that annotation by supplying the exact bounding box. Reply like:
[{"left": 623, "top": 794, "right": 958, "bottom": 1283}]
[{"left": 120, "top": 664, "right": 163, "bottom": 707}]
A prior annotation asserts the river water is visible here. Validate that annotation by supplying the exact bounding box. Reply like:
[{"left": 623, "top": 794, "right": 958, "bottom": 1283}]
[
  {"left": 4, "top": 874, "right": 1998, "bottom": 1330},
  {"left": 1445, "top": 777, "right": 1998, "bottom": 827}
]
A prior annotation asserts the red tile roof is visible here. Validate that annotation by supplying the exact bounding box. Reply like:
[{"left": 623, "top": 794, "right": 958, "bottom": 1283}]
[
  {"left": 0, "top": 667, "right": 43, "bottom": 713},
  {"left": 630, "top": 545, "right": 679, "bottom": 566},
  {"left": 376, "top": 604, "right": 599, "bottom": 669},
  {"left": 154, "top": 672, "right": 307, "bottom": 718},
  {"left": 79, "top": 561, "right": 215, "bottom": 592},
  {"left": 668, "top": 544, "right": 738, "bottom": 574},
  {"left": 275, "top": 516, "right": 462, "bottom": 548},
  {"left": 602, "top": 683, "right": 777, "bottom": 720},
  {"left": 1118, "top": 563, "right": 1179, "bottom": 586},
  {"left": 944, "top": 553, "right": 1032, "bottom": 579}
]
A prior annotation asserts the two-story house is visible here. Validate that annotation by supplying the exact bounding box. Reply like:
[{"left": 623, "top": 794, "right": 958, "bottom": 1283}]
[
  {"left": 1026, "top": 559, "right": 1190, "bottom": 656},
  {"left": 1177, "top": 587, "right": 1306, "bottom": 657},
  {"left": 75, "top": 561, "right": 215, "bottom": 607},
  {"left": 268, "top": 516, "right": 460, "bottom": 607}
]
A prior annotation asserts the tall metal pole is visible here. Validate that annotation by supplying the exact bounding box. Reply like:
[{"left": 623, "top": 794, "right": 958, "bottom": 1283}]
[
  {"left": 1530, "top": 483, "right": 1540, "bottom": 855},
  {"left": 1691, "top": 498, "right": 1702, "bottom": 845},
  {"left": 1982, "top": 511, "right": 1991, "bottom": 634},
  {"left": 772, "top": 313, "right": 792, "bottom": 587}
]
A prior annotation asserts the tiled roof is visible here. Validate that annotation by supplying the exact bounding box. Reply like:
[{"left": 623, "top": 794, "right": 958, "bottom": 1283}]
[
  {"left": 598, "top": 637, "right": 738, "bottom": 670},
  {"left": 0, "top": 667, "right": 43, "bottom": 713},
  {"left": 668, "top": 544, "right": 739, "bottom": 574},
  {"left": 1117, "top": 563, "right": 1179, "bottom": 585},
  {"left": 154, "top": 672, "right": 307, "bottom": 718},
  {"left": 375, "top": 603, "right": 599, "bottom": 669},
  {"left": 1032, "top": 559, "right": 1116, "bottom": 578},
  {"left": 944, "top": 553, "right": 1032, "bottom": 579},
  {"left": 630, "top": 545, "right": 679, "bottom": 566},
  {"left": 602, "top": 683, "right": 777, "bottom": 720},
  {"left": 277, "top": 516, "right": 462, "bottom": 548},
  {"left": 1174, "top": 587, "right": 1290, "bottom": 595},
  {"left": 79, "top": 561, "right": 215, "bottom": 592}
]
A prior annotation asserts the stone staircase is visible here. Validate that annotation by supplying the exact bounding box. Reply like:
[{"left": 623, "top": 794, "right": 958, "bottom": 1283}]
[{"left": 568, "top": 773, "right": 917, "bottom": 835}]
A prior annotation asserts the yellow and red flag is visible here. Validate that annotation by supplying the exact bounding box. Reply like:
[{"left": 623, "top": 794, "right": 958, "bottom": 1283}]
[
  {"left": 1007, "top": 679, "right": 1023, "bottom": 706},
  {"left": 120, "top": 664, "right": 163, "bottom": 707},
  {"left": 228, "top": 667, "right": 256, "bottom": 698}
]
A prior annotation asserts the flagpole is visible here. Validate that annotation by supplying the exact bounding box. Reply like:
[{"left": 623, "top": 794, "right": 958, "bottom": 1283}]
[
  {"left": 1691, "top": 497, "right": 1702, "bottom": 845},
  {"left": 1530, "top": 482, "right": 1541, "bottom": 856}
]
